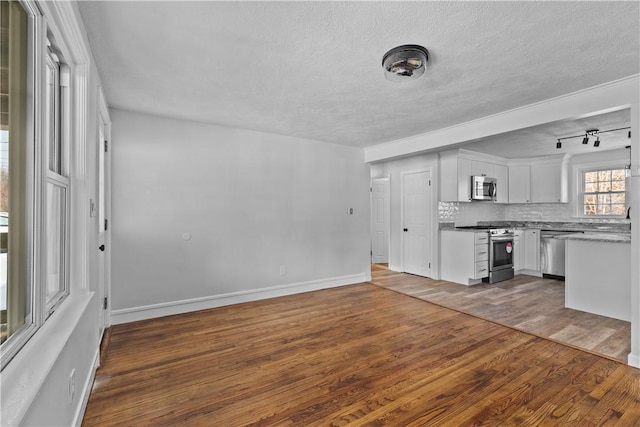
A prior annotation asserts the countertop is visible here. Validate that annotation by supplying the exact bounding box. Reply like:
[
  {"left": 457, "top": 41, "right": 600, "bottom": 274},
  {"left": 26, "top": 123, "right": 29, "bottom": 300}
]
[{"left": 555, "top": 233, "right": 631, "bottom": 243}]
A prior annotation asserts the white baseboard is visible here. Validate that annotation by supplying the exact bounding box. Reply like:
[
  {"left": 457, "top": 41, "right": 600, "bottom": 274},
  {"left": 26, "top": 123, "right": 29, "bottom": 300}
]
[
  {"left": 628, "top": 353, "right": 640, "bottom": 369},
  {"left": 72, "top": 343, "right": 100, "bottom": 426},
  {"left": 111, "top": 273, "right": 367, "bottom": 324},
  {"left": 388, "top": 265, "right": 403, "bottom": 272}
]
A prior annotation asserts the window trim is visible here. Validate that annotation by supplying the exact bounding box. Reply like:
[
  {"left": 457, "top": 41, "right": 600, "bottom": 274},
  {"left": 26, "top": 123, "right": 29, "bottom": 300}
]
[
  {"left": 0, "top": 0, "right": 72, "bottom": 370},
  {"left": 574, "top": 160, "right": 628, "bottom": 219}
]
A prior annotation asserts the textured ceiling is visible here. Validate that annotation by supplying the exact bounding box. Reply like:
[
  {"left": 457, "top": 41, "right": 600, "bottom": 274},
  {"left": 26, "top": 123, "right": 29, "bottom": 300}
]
[{"left": 77, "top": 1, "right": 640, "bottom": 149}]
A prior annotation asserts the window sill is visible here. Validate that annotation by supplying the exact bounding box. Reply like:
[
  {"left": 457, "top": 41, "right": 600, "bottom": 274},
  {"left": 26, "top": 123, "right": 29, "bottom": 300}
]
[{"left": 0, "top": 291, "right": 94, "bottom": 426}]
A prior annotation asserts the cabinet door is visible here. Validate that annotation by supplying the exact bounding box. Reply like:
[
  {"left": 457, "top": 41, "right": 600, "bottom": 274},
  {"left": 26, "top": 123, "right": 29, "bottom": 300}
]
[
  {"left": 530, "top": 162, "right": 561, "bottom": 203},
  {"left": 494, "top": 165, "right": 508, "bottom": 203},
  {"left": 457, "top": 158, "right": 472, "bottom": 202},
  {"left": 509, "top": 165, "right": 531, "bottom": 204},
  {"left": 523, "top": 229, "right": 540, "bottom": 271},
  {"left": 471, "top": 160, "right": 495, "bottom": 178},
  {"left": 513, "top": 230, "right": 523, "bottom": 271}
]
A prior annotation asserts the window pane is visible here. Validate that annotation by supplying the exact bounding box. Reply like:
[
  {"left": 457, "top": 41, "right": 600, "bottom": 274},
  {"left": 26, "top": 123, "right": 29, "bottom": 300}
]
[
  {"left": 1, "top": 0, "right": 31, "bottom": 347},
  {"left": 611, "top": 204, "right": 626, "bottom": 215},
  {"left": 585, "top": 183, "right": 597, "bottom": 193},
  {"left": 597, "top": 194, "right": 610, "bottom": 205},
  {"left": 598, "top": 170, "right": 611, "bottom": 181},
  {"left": 612, "top": 169, "right": 626, "bottom": 181},
  {"left": 585, "top": 172, "right": 597, "bottom": 183},
  {"left": 45, "top": 51, "right": 61, "bottom": 174},
  {"left": 598, "top": 182, "right": 611, "bottom": 192},
  {"left": 597, "top": 204, "right": 611, "bottom": 215},
  {"left": 611, "top": 180, "right": 625, "bottom": 191},
  {"left": 611, "top": 193, "right": 626, "bottom": 204},
  {"left": 46, "top": 183, "right": 66, "bottom": 307}
]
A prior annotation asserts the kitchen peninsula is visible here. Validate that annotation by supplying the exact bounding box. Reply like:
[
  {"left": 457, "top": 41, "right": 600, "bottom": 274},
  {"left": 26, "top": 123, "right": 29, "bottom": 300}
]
[{"left": 561, "top": 233, "right": 631, "bottom": 322}]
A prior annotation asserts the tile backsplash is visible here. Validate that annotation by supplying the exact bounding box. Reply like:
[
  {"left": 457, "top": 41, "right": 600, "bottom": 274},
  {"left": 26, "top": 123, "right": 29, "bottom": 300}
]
[{"left": 439, "top": 201, "right": 630, "bottom": 225}]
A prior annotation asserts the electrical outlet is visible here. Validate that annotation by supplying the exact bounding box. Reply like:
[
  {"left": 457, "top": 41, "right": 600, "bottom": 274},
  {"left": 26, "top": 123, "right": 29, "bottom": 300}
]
[
  {"left": 347, "top": 208, "right": 354, "bottom": 215},
  {"left": 279, "top": 265, "right": 286, "bottom": 275},
  {"left": 69, "top": 369, "right": 76, "bottom": 403}
]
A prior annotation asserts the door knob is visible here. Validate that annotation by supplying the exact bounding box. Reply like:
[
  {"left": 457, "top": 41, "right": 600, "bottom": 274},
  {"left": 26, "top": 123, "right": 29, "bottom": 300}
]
[
  {"left": 403, "top": 228, "right": 408, "bottom": 232},
  {"left": 99, "top": 244, "right": 105, "bottom": 252}
]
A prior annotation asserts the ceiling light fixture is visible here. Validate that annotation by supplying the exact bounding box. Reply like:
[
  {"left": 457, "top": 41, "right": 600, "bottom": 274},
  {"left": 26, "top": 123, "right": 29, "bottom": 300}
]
[
  {"left": 554, "top": 126, "right": 630, "bottom": 150},
  {"left": 382, "top": 44, "right": 429, "bottom": 81}
]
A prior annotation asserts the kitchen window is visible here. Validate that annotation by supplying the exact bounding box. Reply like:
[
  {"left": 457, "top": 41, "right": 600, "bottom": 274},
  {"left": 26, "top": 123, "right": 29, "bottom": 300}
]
[
  {"left": 1, "top": 1, "right": 71, "bottom": 369},
  {"left": 582, "top": 168, "right": 626, "bottom": 216}
]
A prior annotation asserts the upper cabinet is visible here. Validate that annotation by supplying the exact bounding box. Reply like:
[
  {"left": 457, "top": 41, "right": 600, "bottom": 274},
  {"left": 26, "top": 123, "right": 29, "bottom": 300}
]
[
  {"left": 508, "top": 155, "right": 570, "bottom": 203},
  {"left": 440, "top": 149, "right": 570, "bottom": 204},
  {"left": 439, "top": 149, "right": 508, "bottom": 203}
]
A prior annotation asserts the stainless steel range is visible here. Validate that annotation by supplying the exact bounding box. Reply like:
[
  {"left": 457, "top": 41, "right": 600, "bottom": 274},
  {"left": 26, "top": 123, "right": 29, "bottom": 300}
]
[{"left": 485, "top": 228, "right": 515, "bottom": 283}]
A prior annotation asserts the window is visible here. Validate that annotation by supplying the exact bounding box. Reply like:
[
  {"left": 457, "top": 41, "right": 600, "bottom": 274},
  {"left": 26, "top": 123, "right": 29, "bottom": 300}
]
[
  {"left": 1, "top": 1, "right": 71, "bottom": 368},
  {"left": 582, "top": 168, "right": 626, "bottom": 216}
]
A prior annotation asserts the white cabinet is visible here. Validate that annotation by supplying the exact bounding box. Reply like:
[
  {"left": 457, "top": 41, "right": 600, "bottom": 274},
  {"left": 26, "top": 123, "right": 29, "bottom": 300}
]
[
  {"left": 523, "top": 229, "right": 540, "bottom": 272},
  {"left": 470, "top": 160, "right": 494, "bottom": 177},
  {"left": 508, "top": 155, "right": 569, "bottom": 204},
  {"left": 441, "top": 230, "right": 489, "bottom": 285},
  {"left": 513, "top": 229, "right": 524, "bottom": 271},
  {"left": 494, "top": 164, "right": 509, "bottom": 204},
  {"left": 530, "top": 161, "right": 564, "bottom": 203},
  {"left": 508, "top": 165, "right": 531, "bottom": 204},
  {"left": 439, "top": 150, "right": 507, "bottom": 203}
]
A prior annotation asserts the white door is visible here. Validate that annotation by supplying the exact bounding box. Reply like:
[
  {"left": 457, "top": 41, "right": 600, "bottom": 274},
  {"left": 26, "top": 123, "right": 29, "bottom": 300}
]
[
  {"left": 97, "top": 111, "right": 110, "bottom": 331},
  {"left": 371, "top": 178, "right": 390, "bottom": 264},
  {"left": 402, "top": 170, "right": 432, "bottom": 277}
]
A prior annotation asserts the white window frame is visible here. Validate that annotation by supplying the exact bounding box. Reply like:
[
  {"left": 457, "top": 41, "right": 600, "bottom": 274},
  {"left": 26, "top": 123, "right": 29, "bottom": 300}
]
[
  {"left": 0, "top": 0, "right": 72, "bottom": 370},
  {"left": 574, "top": 159, "right": 628, "bottom": 219}
]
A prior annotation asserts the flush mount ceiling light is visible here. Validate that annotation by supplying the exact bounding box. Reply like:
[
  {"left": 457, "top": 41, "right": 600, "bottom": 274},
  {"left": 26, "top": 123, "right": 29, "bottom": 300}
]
[
  {"left": 382, "top": 44, "right": 429, "bottom": 81},
  {"left": 555, "top": 127, "right": 630, "bottom": 149}
]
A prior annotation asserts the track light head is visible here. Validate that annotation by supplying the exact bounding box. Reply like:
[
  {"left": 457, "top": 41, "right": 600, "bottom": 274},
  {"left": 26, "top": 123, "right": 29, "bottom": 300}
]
[
  {"left": 582, "top": 136, "right": 589, "bottom": 144},
  {"left": 556, "top": 140, "right": 562, "bottom": 149},
  {"left": 594, "top": 137, "right": 600, "bottom": 147}
]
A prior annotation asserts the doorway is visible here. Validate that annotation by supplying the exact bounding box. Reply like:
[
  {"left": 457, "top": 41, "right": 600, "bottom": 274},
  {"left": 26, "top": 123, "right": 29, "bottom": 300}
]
[{"left": 370, "top": 177, "right": 390, "bottom": 266}]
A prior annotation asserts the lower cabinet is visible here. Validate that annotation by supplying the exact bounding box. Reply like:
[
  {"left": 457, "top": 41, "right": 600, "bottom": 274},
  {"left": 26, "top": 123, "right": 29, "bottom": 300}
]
[
  {"left": 441, "top": 230, "right": 489, "bottom": 285},
  {"left": 522, "top": 229, "right": 541, "bottom": 275},
  {"left": 513, "top": 230, "right": 523, "bottom": 272}
]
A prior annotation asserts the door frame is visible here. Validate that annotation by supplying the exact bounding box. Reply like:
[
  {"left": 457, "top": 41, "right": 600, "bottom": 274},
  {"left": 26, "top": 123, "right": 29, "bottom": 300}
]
[
  {"left": 400, "top": 167, "right": 435, "bottom": 277},
  {"left": 98, "top": 91, "right": 112, "bottom": 331},
  {"left": 370, "top": 176, "right": 390, "bottom": 265}
]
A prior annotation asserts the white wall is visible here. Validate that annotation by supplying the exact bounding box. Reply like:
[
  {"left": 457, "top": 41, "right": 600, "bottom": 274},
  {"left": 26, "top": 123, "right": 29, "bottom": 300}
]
[{"left": 109, "top": 110, "right": 370, "bottom": 321}]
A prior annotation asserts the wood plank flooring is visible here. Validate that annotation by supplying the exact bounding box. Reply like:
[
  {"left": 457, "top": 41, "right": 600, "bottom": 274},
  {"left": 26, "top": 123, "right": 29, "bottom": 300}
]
[
  {"left": 83, "top": 282, "right": 640, "bottom": 426},
  {"left": 370, "top": 266, "right": 630, "bottom": 362}
]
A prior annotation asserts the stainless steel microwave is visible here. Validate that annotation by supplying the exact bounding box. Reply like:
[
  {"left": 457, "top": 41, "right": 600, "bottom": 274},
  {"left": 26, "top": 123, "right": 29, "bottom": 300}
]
[{"left": 471, "top": 175, "right": 497, "bottom": 201}]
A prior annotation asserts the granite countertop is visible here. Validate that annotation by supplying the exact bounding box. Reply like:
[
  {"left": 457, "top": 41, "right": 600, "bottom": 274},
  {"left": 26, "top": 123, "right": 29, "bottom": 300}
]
[{"left": 555, "top": 233, "right": 631, "bottom": 244}]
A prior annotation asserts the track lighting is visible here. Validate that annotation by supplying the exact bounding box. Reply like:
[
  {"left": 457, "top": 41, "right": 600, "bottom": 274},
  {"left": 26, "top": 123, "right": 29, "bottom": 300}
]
[{"left": 555, "top": 126, "right": 630, "bottom": 150}]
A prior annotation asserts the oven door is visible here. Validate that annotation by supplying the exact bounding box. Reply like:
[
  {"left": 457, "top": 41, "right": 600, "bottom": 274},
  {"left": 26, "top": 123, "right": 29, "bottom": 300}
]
[{"left": 490, "top": 236, "right": 514, "bottom": 271}]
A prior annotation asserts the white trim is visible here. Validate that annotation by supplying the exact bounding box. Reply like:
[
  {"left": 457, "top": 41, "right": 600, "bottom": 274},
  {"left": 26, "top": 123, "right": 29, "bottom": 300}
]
[
  {"left": 110, "top": 274, "right": 367, "bottom": 325},
  {"left": 573, "top": 160, "right": 628, "bottom": 218},
  {"left": 72, "top": 346, "right": 100, "bottom": 427},
  {"left": 365, "top": 75, "right": 640, "bottom": 163}
]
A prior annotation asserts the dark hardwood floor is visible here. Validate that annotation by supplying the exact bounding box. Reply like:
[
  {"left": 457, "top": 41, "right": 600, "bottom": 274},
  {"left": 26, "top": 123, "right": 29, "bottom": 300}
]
[
  {"left": 83, "top": 281, "right": 640, "bottom": 426},
  {"left": 371, "top": 265, "right": 630, "bottom": 363}
]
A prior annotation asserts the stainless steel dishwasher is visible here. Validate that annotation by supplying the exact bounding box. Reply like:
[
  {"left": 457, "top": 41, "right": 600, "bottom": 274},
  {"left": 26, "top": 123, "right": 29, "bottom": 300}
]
[
  {"left": 540, "top": 230, "right": 583, "bottom": 279},
  {"left": 540, "top": 231, "right": 568, "bottom": 279}
]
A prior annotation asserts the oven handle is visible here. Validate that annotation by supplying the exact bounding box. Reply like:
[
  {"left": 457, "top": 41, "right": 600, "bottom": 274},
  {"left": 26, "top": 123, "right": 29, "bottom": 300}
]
[{"left": 491, "top": 236, "right": 514, "bottom": 242}]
